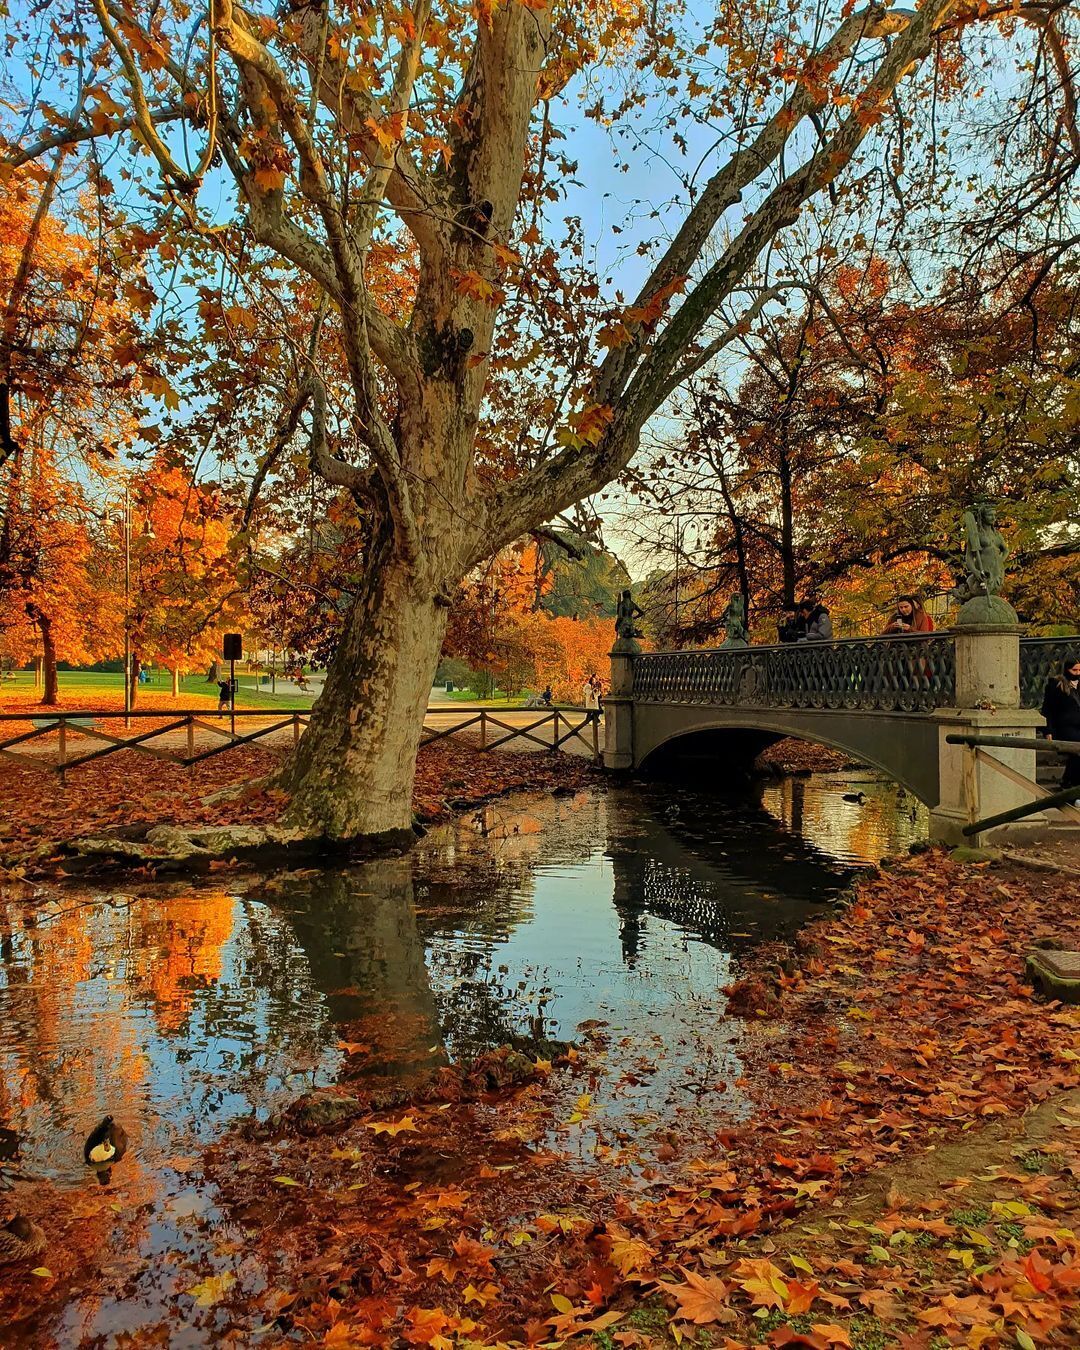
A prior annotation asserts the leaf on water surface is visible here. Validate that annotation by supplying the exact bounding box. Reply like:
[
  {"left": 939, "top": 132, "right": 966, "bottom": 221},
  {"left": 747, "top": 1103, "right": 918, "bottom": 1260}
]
[
  {"left": 187, "top": 1271, "right": 237, "bottom": 1307},
  {"left": 30, "top": 1267, "right": 54, "bottom": 1279},
  {"left": 567, "top": 1093, "right": 593, "bottom": 1123},
  {"left": 366, "top": 1115, "right": 418, "bottom": 1137}
]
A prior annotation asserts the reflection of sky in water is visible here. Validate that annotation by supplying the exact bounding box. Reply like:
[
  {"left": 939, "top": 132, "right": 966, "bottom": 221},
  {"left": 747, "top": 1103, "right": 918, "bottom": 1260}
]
[
  {"left": 426, "top": 849, "right": 732, "bottom": 1043},
  {"left": 0, "top": 895, "right": 340, "bottom": 1182}
]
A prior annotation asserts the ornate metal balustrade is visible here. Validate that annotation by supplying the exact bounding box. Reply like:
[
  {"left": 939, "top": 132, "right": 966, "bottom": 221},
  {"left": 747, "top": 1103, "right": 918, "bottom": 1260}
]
[
  {"left": 1020, "top": 637, "right": 1080, "bottom": 709},
  {"left": 633, "top": 633, "right": 956, "bottom": 713}
]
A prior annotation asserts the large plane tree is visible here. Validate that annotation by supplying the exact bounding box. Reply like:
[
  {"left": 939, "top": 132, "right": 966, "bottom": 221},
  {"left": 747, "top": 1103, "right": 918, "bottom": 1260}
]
[{"left": 4, "top": 0, "right": 1076, "bottom": 840}]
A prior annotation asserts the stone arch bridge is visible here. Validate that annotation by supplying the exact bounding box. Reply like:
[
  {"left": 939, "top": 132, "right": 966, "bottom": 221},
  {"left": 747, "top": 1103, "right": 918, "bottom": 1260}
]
[{"left": 603, "top": 631, "right": 1075, "bottom": 843}]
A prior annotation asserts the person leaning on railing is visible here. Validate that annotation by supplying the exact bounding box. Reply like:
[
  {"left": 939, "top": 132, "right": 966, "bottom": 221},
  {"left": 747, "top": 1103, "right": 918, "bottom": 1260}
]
[
  {"left": 795, "top": 598, "right": 833, "bottom": 641},
  {"left": 881, "top": 594, "right": 935, "bottom": 635},
  {"left": 1041, "top": 656, "right": 1080, "bottom": 791}
]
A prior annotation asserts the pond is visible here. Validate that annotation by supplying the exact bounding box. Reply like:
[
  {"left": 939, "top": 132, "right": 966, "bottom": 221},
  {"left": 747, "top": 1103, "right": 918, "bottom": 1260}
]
[{"left": 0, "top": 772, "right": 924, "bottom": 1344}]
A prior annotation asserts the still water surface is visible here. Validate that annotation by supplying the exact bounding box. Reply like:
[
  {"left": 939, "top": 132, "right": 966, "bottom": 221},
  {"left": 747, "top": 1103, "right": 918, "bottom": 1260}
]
[{"left": 0, "top": 773, "right": 924, "bottom": 1343}]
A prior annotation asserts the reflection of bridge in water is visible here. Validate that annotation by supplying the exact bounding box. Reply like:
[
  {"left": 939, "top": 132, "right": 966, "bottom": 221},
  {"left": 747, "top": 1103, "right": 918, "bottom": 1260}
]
[{"left": 604, "top": 787, "right": 855, "bottom": 965}]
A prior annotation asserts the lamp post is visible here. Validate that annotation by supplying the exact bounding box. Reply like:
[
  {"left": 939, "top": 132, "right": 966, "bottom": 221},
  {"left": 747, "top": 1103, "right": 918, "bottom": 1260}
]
[
  {"left": 123, "top": 483, "right": 131, "bottom": 727},
  {"left": 669, "top": 511, "right": 702, "bottom": 640}
]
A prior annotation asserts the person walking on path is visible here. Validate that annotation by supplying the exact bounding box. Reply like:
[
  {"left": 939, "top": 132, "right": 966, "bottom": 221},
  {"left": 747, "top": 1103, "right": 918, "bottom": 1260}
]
[
  {"left": 1041, "top": 656, "right": 1080, "bottom": 790},
  {"left": 796, "top": 599, "right": 833, "bottom": 641},
  {"left": 583, "top": 676, "right": 601, "bottom": 710},
  {"left": 217, "top": 679, "right": 233, "bottom": 717},
  {"left": 882, "top": 595, "right": 934, "bottom": 634}
]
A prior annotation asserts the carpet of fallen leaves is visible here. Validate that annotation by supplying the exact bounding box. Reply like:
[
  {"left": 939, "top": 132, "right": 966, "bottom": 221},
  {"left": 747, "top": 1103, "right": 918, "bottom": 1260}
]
[
  {"left": 2, "top": 851, "right": 1078, "bottom": 1348},
  {"left": 0, "top": 738, "right": 600, "bottom": 875},
  {"left": 756, "top": 740, "right": 853, "bottom": 775}
]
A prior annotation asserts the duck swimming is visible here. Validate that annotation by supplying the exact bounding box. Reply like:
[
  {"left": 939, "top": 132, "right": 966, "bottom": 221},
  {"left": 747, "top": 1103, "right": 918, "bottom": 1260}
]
[
  {"left": 0, "top": 1215, "right": 46, "bottom": 1265},
  {"left": 84, "top": 1116, "right": 128, "bottom": 1166}
]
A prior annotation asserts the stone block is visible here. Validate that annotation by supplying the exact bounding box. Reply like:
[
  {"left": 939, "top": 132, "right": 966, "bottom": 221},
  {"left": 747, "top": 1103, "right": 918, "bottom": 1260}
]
[{"left": 1027, "top": 949, "right": 1080, "bottom": 1004}]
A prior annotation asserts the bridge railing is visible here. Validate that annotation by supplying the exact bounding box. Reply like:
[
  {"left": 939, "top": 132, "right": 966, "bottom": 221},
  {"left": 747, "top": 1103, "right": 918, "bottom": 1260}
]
[
  {"left": 633, "top": 633, "right": 956, "bottom": 713},
  {"left": 1020, "top": 636, "right": 1080, "bottom": 709}
]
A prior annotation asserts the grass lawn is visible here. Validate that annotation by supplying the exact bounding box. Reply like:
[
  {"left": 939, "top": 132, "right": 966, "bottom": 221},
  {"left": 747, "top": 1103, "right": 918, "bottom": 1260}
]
[
  {"left": 441, "top": 689, "right": 528, "bottom": 707},
  {"left": 0, "top": 669, "right": 314, "bottom": 710}
]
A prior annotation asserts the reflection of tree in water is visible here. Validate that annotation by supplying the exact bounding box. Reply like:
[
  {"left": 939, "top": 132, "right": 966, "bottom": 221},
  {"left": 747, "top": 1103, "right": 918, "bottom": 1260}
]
[
  {"left": 416, "top": 849, "right": 548, "bottom": 1059},
  {"left": 605, "top": 786, "right": 850, "bottom": 965},
  {"left": 263, "top": 863, "right": 448, "bottom": 1084},
  {"left": 410, "top": 796, "right": 607, "bottom": 1057}
]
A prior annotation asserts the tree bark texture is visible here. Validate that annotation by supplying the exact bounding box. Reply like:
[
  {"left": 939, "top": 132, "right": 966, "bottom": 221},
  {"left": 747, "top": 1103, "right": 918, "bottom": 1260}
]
[{"left": 277, "top": 541, "right": 448, "bottom": 841}]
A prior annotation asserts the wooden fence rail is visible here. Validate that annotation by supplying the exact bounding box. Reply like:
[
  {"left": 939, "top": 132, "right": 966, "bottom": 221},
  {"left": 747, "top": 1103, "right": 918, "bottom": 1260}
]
[
  {"left": 945, "top": 732, "right": 1080, "bottom": 834},
  {"left": 0, "top": 705, "right": 602, "bottom": 776}
]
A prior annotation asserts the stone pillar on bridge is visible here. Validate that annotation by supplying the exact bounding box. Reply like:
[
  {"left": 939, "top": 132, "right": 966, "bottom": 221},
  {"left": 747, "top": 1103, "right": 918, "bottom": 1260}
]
[
  {"left": 930, "top": 620, "right": 1046, "bottom": 845},
  {"left": 604, "top": 637, "right": 638, "bottom": 771}
]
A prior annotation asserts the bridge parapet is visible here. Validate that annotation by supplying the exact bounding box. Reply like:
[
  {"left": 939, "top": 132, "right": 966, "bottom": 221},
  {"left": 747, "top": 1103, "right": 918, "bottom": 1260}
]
[{"left": 634, "top": 633, "right": 956, "bottom": 714}]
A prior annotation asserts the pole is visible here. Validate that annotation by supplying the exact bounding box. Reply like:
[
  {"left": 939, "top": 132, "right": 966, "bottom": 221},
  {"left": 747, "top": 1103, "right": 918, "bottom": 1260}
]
[
  {"left": 673, "top": 517, "right": 680, "bottom": 637},
  {"left": 230, "top": 655, "right": 236, "bottom": 738},
  {"left": 123, "top": 482, "right": 131, "bottom": 729},
  {"left": 963, "top": 781, "right": 1080, "bottom": 836}
]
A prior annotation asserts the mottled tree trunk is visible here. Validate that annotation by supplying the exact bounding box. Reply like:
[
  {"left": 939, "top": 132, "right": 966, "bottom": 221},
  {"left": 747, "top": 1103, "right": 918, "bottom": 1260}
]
[
  {"left": 277, "top": 544, "right": 448, "bottom": 843},
  {"left": 172, "top": 666, "right": 180, "bottom": 697}
]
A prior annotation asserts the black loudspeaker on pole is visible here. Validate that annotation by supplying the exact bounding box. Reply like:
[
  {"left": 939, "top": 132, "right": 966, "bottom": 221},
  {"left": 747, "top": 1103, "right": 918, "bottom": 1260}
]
[{"left": 223, "top": 634, "right": 242, "bottom": 737}]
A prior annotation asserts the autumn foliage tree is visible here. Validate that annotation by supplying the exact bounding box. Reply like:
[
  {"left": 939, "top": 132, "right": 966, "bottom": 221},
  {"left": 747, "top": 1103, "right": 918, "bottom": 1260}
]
[
  {"left": 631, "top": 254, "right": 1080, "bottom": 640},
  {"left": 0, "top": 163, "right": 153, "bottom": 697},
  {"left": 4, "top": 0, "right": 1077, "bottom": 839},
  {"left": 118, "top": 459, "right": 246, "bottom": 704}
]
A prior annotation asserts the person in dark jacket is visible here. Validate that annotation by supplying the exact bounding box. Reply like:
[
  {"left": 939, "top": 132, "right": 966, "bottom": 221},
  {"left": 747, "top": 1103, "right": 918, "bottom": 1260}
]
[
  {"left": 777, "top": 610, "right": 803, "bottom": 644},
  {"left": 1041, "top": 656, "right": 1080, "bottom": 789},
  {"left": 796, "top": 599, "right": 833, "bottom": 642}
]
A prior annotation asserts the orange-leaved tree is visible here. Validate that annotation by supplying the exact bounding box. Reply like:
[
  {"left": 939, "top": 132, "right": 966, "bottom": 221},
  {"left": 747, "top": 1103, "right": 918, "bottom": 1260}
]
[{"left": 116, "top": 459, "right": 246, "bottom": 705}]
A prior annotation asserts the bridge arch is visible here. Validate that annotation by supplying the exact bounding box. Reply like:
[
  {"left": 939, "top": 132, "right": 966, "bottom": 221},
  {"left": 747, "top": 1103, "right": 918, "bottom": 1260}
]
[{"left": 632, "top": 707, "right": 943, "bottom": 805}]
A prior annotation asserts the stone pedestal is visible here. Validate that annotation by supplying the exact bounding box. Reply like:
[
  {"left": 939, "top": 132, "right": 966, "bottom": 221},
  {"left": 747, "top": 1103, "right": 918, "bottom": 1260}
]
[
  {"left": 604, "top": 639, "right": 637, "bottom": 771},
  {"left": 953, "top": 623, "right": 1022, "bottom": 708}
]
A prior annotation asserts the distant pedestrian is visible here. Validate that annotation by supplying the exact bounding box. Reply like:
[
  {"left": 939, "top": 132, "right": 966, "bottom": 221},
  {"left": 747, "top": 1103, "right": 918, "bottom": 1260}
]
[
  {"left": 1041, "top": 656, "right": 1080, "bottom": 791},
  {"left": 583, "top": 677, "right": 600, "bottom": 710},
  {"left": 883, "top": 595, "right": 934, "bottom": 634},
  {"left": 796, "top": 599, "right": 833, "bottom": 642},
  {"left": 590, "top": 674, "right": 604, "bottom": 710},
  {"left": 217, "top": 679, "right": 233, "bottom": 716},
  {"left": 777, "top": 609, "right": 803, "bottom": 644}
]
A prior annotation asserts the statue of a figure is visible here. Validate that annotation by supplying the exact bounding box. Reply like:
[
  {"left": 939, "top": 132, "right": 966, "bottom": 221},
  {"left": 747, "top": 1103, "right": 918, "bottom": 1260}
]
[
  {"left": 951, "top": 502, "right": 1015, "bottom": 626},
  {"left": 614, "top": 589, "right": 645, "bottom": 642},
  {"left": 719, "top": 593, "right": 749, "bottom": 648}
]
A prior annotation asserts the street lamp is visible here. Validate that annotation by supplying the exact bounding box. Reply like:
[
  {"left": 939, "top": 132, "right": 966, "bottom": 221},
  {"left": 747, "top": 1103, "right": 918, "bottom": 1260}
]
[
  {"left": 668, "top": 510, "right": 704, "bottom": 639},
  {"left": 105, "top": 481, "right": 153, "bottom": 727}
]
